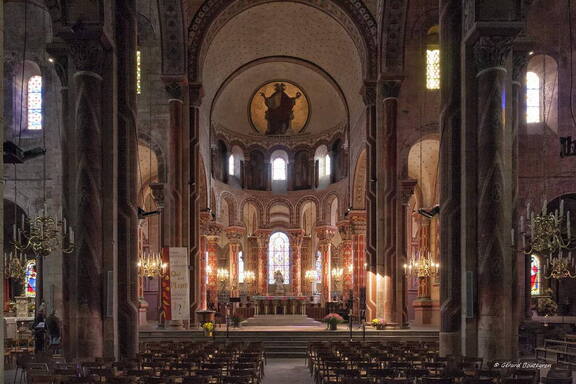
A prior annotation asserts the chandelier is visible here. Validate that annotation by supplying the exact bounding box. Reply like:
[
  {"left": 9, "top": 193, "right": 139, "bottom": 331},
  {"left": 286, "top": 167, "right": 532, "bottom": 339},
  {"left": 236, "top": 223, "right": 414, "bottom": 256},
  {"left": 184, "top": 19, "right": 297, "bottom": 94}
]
[
  {"left": 13, "top": 209, "right": 75, "bottom": 257},
  {"left": 404, "top": 251, "right": 439, "bottom": 278},
  {"left": 331, "top": 267, "right": 343, "bottom": 281},
  {"left": 137, "top": 251, "right": 165, "bottom": 278},
  {"left": 521, "top": 200, "right": 576, "bottom": 279},
  {"left": 305, "top": 270, "right": 317, "bottom": 282},
  {"left": 243, "top": 270, "right": 255, "bottom": 284}
]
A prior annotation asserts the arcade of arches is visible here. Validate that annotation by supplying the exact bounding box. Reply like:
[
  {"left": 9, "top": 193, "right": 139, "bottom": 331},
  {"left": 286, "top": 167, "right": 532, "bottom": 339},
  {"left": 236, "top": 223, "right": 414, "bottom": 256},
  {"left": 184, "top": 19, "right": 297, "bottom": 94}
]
[{"left": 1, "top": 0, "right": 576, "bottom": 375}]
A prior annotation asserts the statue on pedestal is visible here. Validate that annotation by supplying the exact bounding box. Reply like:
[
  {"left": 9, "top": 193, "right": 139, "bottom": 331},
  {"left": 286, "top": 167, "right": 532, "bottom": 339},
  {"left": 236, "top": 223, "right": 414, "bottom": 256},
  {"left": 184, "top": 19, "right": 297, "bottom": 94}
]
[{"left": 273, "top": 270, "right": 285, "bottom": 295}]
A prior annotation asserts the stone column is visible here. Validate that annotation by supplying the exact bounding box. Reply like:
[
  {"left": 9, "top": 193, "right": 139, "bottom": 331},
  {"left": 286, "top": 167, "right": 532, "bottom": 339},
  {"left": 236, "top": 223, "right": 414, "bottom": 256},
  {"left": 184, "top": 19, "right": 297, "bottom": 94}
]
[
  {"left": 317, "top": 226, "right": 337, "bottom": 304},
  {"left": 65, "top": 34, "right": 107, "bottom": 360},
  {"left": 164, "top": 80, "right": 186, "bottom": 247},
  {"left": 0, "top": 1, "right": 5, "bottom": 377},
  {"left": 205, "top": 221, "right": 222, "bottom": 310},
  {"left": 512, "top": 50, "right": 530, "bottom": 357},
  {"left": 116, "top": 0, "right": 140, "bottom": 357},
  {"left": 350, "top": 212, "right": 367, "bottom": 318},
  {"left": 439, "top": 0, "right": 463, "bottom": 356},
  {"left": 474, "top": 36, "right": 515, "bottom": 361},
  {"left": 226, "top": 226, "right": 245, "bottom": 296},
  {"left": 378, "top": 79, "right": 401, "bottom": 322},
  {"left": 337, "top": 220, "right": 353, "bottom": 301},
  {"left": 399, "top": 179, "right": 417, "bottom": 328},
  {"left": 255, "top": 230, "right": 271, "bottom": 295},
  {"left": 288, "top": 229, "right": 304, "bottom": 295}
]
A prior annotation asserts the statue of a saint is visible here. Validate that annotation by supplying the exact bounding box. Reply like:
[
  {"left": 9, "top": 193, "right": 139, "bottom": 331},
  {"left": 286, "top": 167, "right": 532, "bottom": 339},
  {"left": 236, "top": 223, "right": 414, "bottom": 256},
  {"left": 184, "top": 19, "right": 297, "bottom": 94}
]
[
  {"left": 260, "top": 83, "right": 302, "bottom": 135},
  {"left": 273, "top": 270, "right": 285, "bottom": 295}
]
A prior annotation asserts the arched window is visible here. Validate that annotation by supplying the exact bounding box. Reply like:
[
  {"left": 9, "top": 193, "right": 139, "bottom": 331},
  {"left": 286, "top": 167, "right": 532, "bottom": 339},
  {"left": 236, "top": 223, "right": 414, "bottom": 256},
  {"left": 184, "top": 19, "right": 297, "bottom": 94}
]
[
  {"left": 324, "top": 155, "right": 331, "bottom": 177},
  {"left": 426, "top": 26, "right": 440, "bottom": 90},
  {"left": 27, "top": 75, "right": 42, "bottom": 130},
  {"left": 25, "top": 260, "right": 37, "bottom": 298},
  {"left": 272, "top": 158, "right": 287, "bottom": 181},
  {"left": 315, "top": 251, "right": 322, "bottom": 283},
  {"left": 238, "top": 251, "right": 245, "bottom": 283},
  {"left": 531, "top": 255, "right": 542, "bottom": 295},
  {"left": 526, "top": 72, "right": 541, "bottom": 123},
  {"left": 228, "top": 154, "right": 235, "bottom": 176},
  {"left": 268, "top": 232, "right": 290, "bottom": 284}
]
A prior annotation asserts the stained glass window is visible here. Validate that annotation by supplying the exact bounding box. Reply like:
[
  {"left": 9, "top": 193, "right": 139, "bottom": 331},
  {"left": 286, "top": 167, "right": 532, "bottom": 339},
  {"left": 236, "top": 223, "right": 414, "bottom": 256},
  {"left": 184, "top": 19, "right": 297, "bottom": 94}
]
[
  {"left": 316, "top": 251, "right": 322, "bottom": 283},
  {"left": 137, "top": 50, "right": 142, "bottom": 95},
  {"left": 526, "top": 71, "right": 541, "bottom": 123},
  {"left": 268, "top": 232, "right": 290, "bottom": 284},
  {"left": 238, "top": 251, "right": 245, "bottom": 284},
  {"left": 25, "top": 260, "right": 37, "bottom": 298},
  {"left": 319, "top": 155, "right": 331, "bottom": 177},
  {"left": 27, "top": 76, "right": 42, "bottom": 130},
  {"left": 272, "top": 158, "right": 287, "bottom": 181},
  {"left": 228, "top": 155, "right": 235, "bottom": 176},
  {"left": 426, "top": 49, "right": 440, "bottom": 90},
  {"left": 531, "top": 255, "right": 542, "bottom": 295}
]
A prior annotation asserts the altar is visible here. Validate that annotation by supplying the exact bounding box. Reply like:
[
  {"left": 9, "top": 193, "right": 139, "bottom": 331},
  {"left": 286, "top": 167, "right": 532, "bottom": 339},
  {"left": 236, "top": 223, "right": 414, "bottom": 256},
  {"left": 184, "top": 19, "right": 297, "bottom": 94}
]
[{"left": 252, "top": 296, "right": 308, "bottom": 316}]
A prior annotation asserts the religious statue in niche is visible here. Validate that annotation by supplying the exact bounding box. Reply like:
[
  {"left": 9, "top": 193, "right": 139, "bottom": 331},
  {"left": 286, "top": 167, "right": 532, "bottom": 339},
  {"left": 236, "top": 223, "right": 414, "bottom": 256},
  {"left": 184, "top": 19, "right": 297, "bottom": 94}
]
[{"left": 250, "top": 81, "right": 310, "bottom": 135}]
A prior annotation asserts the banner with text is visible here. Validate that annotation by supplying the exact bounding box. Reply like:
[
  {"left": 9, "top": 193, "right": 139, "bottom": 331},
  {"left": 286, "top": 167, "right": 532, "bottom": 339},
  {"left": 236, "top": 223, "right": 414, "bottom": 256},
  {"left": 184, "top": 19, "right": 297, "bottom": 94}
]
[{"left": 161, "top": 247, "right": 190, "bottom": 321}]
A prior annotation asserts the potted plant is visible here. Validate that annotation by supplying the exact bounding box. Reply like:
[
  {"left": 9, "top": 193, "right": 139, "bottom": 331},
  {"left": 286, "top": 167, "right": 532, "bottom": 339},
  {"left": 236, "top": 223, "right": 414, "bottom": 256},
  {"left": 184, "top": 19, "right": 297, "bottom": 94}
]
[
  {"left": 371, "top": 318, "right": 385, "bottom": 330},
  {"left": 231, "top": 314, "right": 243, "bottom": 328},
  {"left": 323, "top": 313, "right": 344, "bottom": 331},
  {"left": 201, "top": 321, "right": 215, "bottom": 337}
]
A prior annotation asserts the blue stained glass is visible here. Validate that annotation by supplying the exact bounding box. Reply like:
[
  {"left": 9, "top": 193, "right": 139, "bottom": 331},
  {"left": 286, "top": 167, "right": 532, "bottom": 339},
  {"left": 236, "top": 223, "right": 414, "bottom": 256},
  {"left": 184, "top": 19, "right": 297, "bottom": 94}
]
[
  {"left": 25, "top": 260, "right": 37, "bottom": 298},
  {"left": 27, "top": 76, "right": 42, "bottom": 130},
  {"left": 268, "top": 232, "right": 290, "bottom": 284}
]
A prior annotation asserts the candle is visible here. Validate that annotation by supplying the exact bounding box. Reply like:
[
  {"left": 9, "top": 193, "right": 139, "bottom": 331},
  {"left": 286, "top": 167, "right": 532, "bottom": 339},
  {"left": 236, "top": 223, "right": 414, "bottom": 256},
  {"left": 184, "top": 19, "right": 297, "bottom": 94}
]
[
  {"left": 13, "top": 224, "right": 17, "bottom": 241},
  {"left": 560, "top": 200, "right": 565, "bottom": 217},
  {"left": 527, "top": 202, "right": 531, "bottom": 218},
  {"left": 543, "top": 199, "right": 548, "bottom": 215},
  {"left": 520, "top": 216, "right": 525, "bottom": 233},
  {"left": 522, "top": 235, "right": 526, "bottom": 250},
  {"left": 568, "top": 212, "right": 571, "bottom": 238},
  {"left": 511, "top": 229, "right": 515, "bottom": 246}
]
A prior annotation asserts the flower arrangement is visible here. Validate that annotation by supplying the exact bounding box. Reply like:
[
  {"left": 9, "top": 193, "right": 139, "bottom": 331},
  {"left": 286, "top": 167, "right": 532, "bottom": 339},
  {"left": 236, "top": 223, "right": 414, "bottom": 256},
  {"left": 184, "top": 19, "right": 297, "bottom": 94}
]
[
  {"left": 231, "top": 314, "right": 243, "bottom": 327},
  {"left": 202, "top": 321, "right": 215, "bottom": 335},
  {"left": 323, "top": 313, "right": 344, "bottom": 330},
  {"left": 537, "top": 297, "right": 558, "bottom": 316},
  {"left": 371, "top": 318, "right": 385, "bottom": 329}
]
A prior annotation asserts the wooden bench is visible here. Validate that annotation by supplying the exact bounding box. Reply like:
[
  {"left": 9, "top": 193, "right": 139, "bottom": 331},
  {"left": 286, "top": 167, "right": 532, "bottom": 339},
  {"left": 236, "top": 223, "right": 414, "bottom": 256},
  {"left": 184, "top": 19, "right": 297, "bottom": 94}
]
[{"left": 536, "top": 339, "right": 576, "bottom": 367}]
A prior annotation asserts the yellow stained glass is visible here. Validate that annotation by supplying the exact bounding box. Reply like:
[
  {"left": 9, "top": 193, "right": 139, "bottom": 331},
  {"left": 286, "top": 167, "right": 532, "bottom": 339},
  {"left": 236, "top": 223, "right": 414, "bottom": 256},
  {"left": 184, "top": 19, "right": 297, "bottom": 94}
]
[{"left": 426, "top": 49, "right": 440, "bottom": 90}]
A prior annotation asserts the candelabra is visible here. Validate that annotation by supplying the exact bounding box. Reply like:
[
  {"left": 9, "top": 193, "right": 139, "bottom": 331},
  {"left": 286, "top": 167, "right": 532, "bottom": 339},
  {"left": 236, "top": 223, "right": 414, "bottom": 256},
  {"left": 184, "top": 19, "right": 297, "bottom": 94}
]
[
  {"left": 243, "top": 270, "right": 255, "bottom": 293},
  {"left": 4, "top": 252, "right": 26, "bottom": 280},
  {"left": 403, "top": 251, "right": 439, "bottom": 278},
  {"left": 138, "top": 251, "right": 165, "bottom": 278},
  {"left": 305, "top": 270, "right": 317, "bottom": 295},
  {"left": 521, "top": 200, "right": 576, "bottom": 279},
  {"left": 217, "top": 268, "right": 229, "bottom": 292},
  {"left": 12, "top": 208, "right": 75, "bottom": 257}
]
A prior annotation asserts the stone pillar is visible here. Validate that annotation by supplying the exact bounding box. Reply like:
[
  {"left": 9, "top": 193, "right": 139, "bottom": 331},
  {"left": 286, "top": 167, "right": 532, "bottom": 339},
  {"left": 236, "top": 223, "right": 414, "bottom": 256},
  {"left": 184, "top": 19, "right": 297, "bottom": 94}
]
[
  {"left": 399, "top": 179, "right": 417, "bottom": 328},
  {"left": 0, "top": 1, "right": 5, "bottom": 376},
  {"left": 317, "top": 226, "right": 337, "bottom": 304},
  {"left": 474, "top": 36, "right": 515, "bottom": 361},
  {"left": 65, "top": 34, "right": 107, "bottom": 359},
  {"left": 164, "top": 80, "right": 186, "bottom": 247},
  {"left": 188, "top": 84, "right": 202, "bottom": 321},
  {"left": 255, "top": 231, "right": 271, "bottom": 295},
  {"left": 350, "top": 211, "right": 368, "bottom": 318},
  {"left": 512, "top": 50, "right": 529, "bottom": 357},
  {"left": 115, "top": 0, "right": 140, "bottom": 357},
  {"left": 288, "top": 229, "right": 304, "bottom": 295},
  {"left": 337, "top": 220, "right": 353, "bottom": 301},
  {"left": 439, "top": 0, "right": 463, "bottom": 356},
  {"left": 204, "top": 221, "right": 222, "bottom": 310},
  {"left": 226, "top": 226, "right": 245, "bottom": 296},
  {"left": 378, "top": 79, "right": 401, "bottom": 323}
]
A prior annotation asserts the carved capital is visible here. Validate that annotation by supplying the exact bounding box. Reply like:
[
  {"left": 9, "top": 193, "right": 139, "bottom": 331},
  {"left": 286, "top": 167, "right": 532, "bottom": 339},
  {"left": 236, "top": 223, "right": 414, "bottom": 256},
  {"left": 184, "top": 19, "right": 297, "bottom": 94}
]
[
  {"left": 287, "top": 229, "right": 305, "bottom": 249},
  {"left": 226, "top": 226, "right": 245, "bottom": 243},
  {"left": 255, "top": 230, "right": 271, "bottom": 248},
  {"left": 381, "top": 79, "right": 402, "bottom": 99},
  {"left": 205, "top": 221, "right": 223, "bottom": 238},
  {"left": 399, "top": 179, "right": 417, "bottom": 205},
  {"left": 473, "top": 36, "right": 514, "bottom": 73},
  {"left": 337, "top": 220, "right": 352, "bottom": 241},
  {"left": 361, "top": 81, "right": 377, "bottom": 106},
  {"left": 316, "top": 226, "right": 337, "bottom": 243},
  {"left": 349, "top": 211, "right": 367, "bottom": 235},
  {"left": 150, "top": 183, "right": 166, "bottom": 209},
  {"left": 68, "top": 38, "right": 106, "bottom": 74}
]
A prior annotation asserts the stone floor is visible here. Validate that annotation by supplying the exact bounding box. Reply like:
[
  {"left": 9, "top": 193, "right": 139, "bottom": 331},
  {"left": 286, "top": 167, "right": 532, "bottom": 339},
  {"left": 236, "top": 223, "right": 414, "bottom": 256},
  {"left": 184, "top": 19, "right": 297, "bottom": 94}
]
[{"left": 262, "top": 358, "right": 314, "bottom": 384}]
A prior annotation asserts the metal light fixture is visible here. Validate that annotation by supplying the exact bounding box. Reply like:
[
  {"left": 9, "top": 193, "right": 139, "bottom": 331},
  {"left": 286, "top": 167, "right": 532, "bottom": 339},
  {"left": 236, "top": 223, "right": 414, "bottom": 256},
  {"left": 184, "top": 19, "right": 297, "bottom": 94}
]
[
  {"left": 403, "top": 251, "right": 439, "bottom": 278},
  {"left": 521, "top": 200, "right": 576, "bottom": 279},
  {"left": 243, "top": 270, "right": 255, "bottom": 284},
  {"left": 13, "top": 207, "right": 75, "bottom": 257},
  {"left": 331, "top": 267, "right": 343, "bottom": 281},
  {"left": 4, "top": 252, "right": 26, "bottom": 280},
  {"left": 137, "top": 251, "right": 165, "bottom": 278}
]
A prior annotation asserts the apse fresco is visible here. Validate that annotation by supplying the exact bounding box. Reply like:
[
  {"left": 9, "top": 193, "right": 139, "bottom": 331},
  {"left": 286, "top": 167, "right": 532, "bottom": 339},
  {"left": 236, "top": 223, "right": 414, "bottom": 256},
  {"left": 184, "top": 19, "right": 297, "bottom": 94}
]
[{"left": 250, "top": 81, "right": 309, "bottom": 135}]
